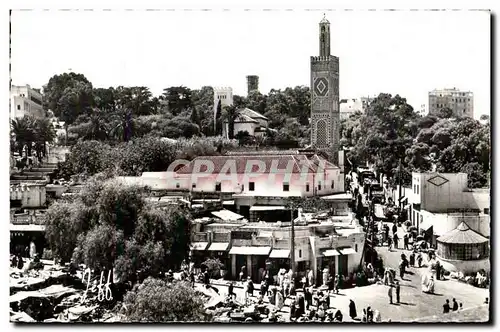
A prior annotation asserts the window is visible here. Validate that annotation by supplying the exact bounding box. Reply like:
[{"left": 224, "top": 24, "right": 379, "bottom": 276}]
[
  {"left": 176, "top": 183, "right": 180, "bottom": 189},
  {"left": 306, "top": 183, "right": 310, "bottom": 192},
  {"left": 355, "top": 244, "right": 358, "bottom": 252},
  {"left": 215, "top": 182, "right": 221, "bottom": 191},
  {"left": 484, "top": 208, "right": 490, "bottom": 215},
  {"left": 249, "top": 182, "right": 255, "bottom": 191},
  {"left": 192, "top": 183, "right": 196, "bottom": 189},
  {"left": 468, "top": 98, "right": 470, "bottom": 101},
  {"left": 283, "top": 183, "right": 290, "bottom": 192},
  {"left": 299, "top": 249, "right": 302, "bottom": 258},
  {"left": 413, "top": 184, "right": 416, "bottom": 193},
  {"left": 331, "top": 181, "right": 334, "bottom": 189},
  {"left": 17, "top": 105, "right": 20, "bottom": 110},
  {"left": 416, "top": 185, "right": 419, "bottom": 195},
  {"left": 318, "top": 182, "right": 322, "bottom": 191}
]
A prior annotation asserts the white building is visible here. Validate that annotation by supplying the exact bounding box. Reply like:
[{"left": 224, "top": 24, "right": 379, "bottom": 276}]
[
  {"left": 401, "top": 172, "right": 490, "bottom": 246},
  {"left": 222, "top": 107, "right": 269, "bottom": 138},
  {"left": 339, "top": 97, "right": 372, "bottom": 120},
  {"left": 10, "top": 85, "right": 45, "bottom": 120},
  {"left": 213, "top": 87, "right": 233, "bottom": 127}
]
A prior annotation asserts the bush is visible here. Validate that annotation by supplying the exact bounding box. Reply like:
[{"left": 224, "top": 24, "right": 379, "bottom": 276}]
[
  {"left": 122, "top": 277, "right": 209, "bottom": 322},
  {"left": 201, "top": 258, "right": 224, "bottom": 279}
]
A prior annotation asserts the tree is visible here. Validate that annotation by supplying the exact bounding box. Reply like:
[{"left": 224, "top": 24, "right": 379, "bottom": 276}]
[
  {"left": 33, "top": 117, "right": 56, "bottom": 159},
  {"left": 122, "top": 278, "right": 209, "bottom": 322},
  {"left": 201, "top": 258, "right": 224, "bottom": 278},
  {"left": 43, "top": 72, "right": 94, "bottom": 127},
  {"left": 436, "top": 107, "right": 454, "bottom": 119},
  {"left": 11, "top": 116, "right": 36, "bottom": 157},
  {"left": 162, "top": 86, "right": 193, "bottom": 116},
  {"left": 214, "top": 99, "right": 222, "bottom": 135},
  {"left": 223, "top": 105, "right": 238, "bottom": 139},
  {"left": 45, "top": 202, "right": 82, "bottom": 263},
  {"left": 93, "top": 87, "right": 116, "bottom": 111},
  {"left": 190, "top": 107, "right": 200, "bottom": 126},
  {"left": 114, "top": 86, "right": 156, "bottom": 116}
]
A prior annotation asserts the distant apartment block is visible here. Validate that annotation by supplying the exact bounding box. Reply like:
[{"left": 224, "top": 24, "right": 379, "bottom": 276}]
[
  {"left": 339, "top": 97, "right": 372, "bottom": 120},
  {"left": 428, "top": 88, "right": 474, "bottom": 118},
  {"left": 10, "top": 84, "right": 45, "bottom": 120}
]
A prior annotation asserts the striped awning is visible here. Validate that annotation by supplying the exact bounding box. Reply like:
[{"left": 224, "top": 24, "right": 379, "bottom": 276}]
[
  {"left": 339, "top": 247, "right": 357, "bottom": 255},
  {"left": 190, "top": 242, "right": 209, "bottom": 251},
  {"left": 207, "top": 242, "right": 230, "bottom": 251},
  {"left": 322, "top": 249, "right": 340, "bottom": 257},
  {"left": 269, "top": 249, "right": 290, "bottom": 259},
  {"left": 229, "top": 246, "right": 271, "bottom": 256}
]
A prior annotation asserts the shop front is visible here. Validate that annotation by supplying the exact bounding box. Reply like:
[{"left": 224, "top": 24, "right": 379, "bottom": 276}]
[{"left": 229, "top": 246, "right": 271, "bottom": 282}]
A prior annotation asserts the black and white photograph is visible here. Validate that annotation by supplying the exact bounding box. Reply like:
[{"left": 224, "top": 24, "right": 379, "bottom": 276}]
[{"left": 7, "top": 6, "right": 491, "bottom": 324}]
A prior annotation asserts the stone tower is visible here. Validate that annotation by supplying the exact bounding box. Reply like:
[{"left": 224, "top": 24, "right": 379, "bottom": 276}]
[
  {"left": 213, "top": 87, "right": 234, "bottom": 130},
  {"left": 246, "top": 75, "right": 259, "bottom": 95},
  {"left": 310, "top": 15, "right": 340, "bottom": 162}
]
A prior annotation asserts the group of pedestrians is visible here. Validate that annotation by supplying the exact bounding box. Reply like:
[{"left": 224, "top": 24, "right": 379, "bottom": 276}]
[{"left": 443, "top": 298, "right": 462, "bottom": 313}]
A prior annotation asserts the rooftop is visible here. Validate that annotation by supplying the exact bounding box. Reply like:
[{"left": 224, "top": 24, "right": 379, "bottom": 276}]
[{"left": 437, "top": 222, "right": 489, "bottom": 244}]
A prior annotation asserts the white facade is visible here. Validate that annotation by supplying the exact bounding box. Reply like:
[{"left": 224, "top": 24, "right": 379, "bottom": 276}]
[
  {"left": 213, "top": 87, "right": 234, "bottom": 125},
  {"left": 408, "top": 172, "right": 490, "bottom": 238},
  {"left": 339, "top": 97, "right": 371, "bottom": 120},
  {"left": 428, "top": 88, "right": 474, "bottom": 118},
  {"left": 10, "top": 85, "right": 45, "bottom": 119},
  {"left": 10, "top": 184, "right": 47, "bottom": 208}
]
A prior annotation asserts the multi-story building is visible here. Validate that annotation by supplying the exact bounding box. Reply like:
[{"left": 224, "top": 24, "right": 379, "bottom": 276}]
[
  {"left": 428, "top": 88, "right": 474, "bottom": 118},
  {"left": 10, "top": 84, "right": 45, "bottom": 120},
  {"left": 213, "top": 87, "right": 233, "bottom": 129},
  {"left": 339, "top": 97, "right": 372, "bottom": 120},
  {"left": 394, "top": 172, "right": 490, "bottom": 241},
  {"left": 189, "top": 212, "right": 365, "bottom": 283}
]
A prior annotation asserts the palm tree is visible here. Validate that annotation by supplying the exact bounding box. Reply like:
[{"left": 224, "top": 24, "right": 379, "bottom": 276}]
[
  {"left": 11, "top": 116, "right": 36, "bottom": 157},
  {"left": 84, "top": 109, "right": 109, "bottom": 141},
  {"left": 109, "top": 107, "right": 133, "bottom": 142},
  {"left": 33, "top": 117, "right": 56, "bottom": 160}
]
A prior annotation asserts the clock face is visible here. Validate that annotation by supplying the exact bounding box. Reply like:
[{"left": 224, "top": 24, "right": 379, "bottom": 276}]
[{"left": 314, "top": 77, "right": 329, "bottom": 97}]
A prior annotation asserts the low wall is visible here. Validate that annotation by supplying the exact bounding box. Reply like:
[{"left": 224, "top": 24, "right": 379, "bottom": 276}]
[{"left": 437, "top": 255, "right": 490, "bottom": 274}]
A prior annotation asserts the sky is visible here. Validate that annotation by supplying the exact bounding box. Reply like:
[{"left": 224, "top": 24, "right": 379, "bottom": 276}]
[{"left": 10, "top": 9, "right": 491, "bottom": 118}]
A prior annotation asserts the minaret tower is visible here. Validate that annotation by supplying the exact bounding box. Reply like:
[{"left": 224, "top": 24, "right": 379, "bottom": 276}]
[{"left": 310, "top": 14, "right": 340, "bottom": 163}]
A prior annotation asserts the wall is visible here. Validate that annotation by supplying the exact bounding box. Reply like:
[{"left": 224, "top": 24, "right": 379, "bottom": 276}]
[
  {"left": 10, "top": 185, "right": 46, "bottom": 208},
  {"left": 419, "top": 210, "right": 490, "bottom": 237},
  {"left": 413, "top": 172, "right": 468, "bottom": 212},
  {"left": 437, "top": 256, "right": 490, "bottom": 274},
  {"left": 10, "top": 85, "right": 45, "bottom": 119}
]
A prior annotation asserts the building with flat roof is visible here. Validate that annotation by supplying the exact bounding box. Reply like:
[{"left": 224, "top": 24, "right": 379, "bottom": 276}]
[
  {"left": 428, "top": 88, "right": 474, "bottom": 118},
  {"left": 10, "top": 84, "right": 45, "bottom": 119},
  {"left": 396, "top": 172, "right": 490, "bottom": 247}
]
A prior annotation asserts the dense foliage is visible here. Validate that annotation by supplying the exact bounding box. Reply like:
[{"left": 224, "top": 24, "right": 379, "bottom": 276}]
[
  {"left": 44, "top": 175, "right": 192, "bottom": 282},
  {"left": 340, "top": 94, "right": 490, "bottom": 187},
  {"left": 122, "top": 277, "right": 209, "bottom": 322}
]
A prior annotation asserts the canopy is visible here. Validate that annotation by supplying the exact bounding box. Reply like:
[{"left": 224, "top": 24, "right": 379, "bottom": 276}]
[
  {"left": 339, "top": 247, "right": 357, "bottom": 255},
  {"left": 322, "top": 249, "right": 340, "bottom": 257},
  {"left": 419, "top": 220, "right": 433, "bottom": 231},
  {"left": 250, "top": 206, "right": 286, "bottom": 212},
  {"left": 10, "top": 224, "right": 45, "bottom": 232},
  {"left": 437, "top": 222, "right": 488, "bottom": 244},
  {"left": 229, "top": 246, "right": 271, "bottom": 256},
  {"left": 269, "top": 249, "right": 290, "bottom": 259},
  {"left": 207, "top": 242, "right": 230, "bottom": 251},
  {"left": 211, "top": 209, "right": 244, "bottom": 221},
  {"left": 190, "top": 242, "right": 209, "bottom": 251}
]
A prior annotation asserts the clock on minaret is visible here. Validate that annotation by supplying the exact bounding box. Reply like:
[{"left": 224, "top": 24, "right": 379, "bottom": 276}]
[{"left": 310, "top": 15, "right": 340, "bottom": 162}]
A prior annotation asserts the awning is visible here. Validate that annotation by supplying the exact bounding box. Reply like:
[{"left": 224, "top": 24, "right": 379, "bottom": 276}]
[
  {"left": 339, "top": 247, "right": 357, "bottom": 255},
  {"left": 10, "top": 224, "right": 45, "bottom": 232},
  {"left": 179, "top": 199, "right": 190, "bottom": 204},
  {"left": 223, "top": 200, "right": 235, "bottom": 205},
  {"left": 269, "top": 249, "right": 290, "bottom": 259},
  {"left": 322, "top": 249, "right": 341, "bottom": 257},
  {"left": 229, "top": 246, "right": 271, "bottom": 256},
  {"left": 249, "top": 206, "right": 285, "bottom": 212},
  {"left": 419, "top": 221, "right": 433, "bottom": 231},
  {"left": 211, "top": 209, "right": 244, "bottom": 221},
  {"left": 207, "top": 242, "right": 230, "bottom": 251},
  {"left": 190, "top": 242, "right": 209, "bottom": 251}
]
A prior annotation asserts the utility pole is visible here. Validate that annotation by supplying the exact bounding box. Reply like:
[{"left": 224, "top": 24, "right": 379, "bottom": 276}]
[
  {"left": 398, "top": 158, "right": 403, "bottom": 211},
  {"left": 290, "top": 204, "right": 296, "bottom": 275}
]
